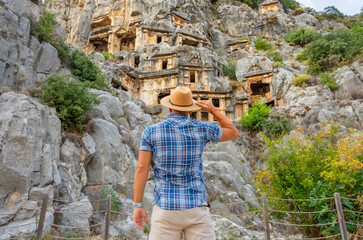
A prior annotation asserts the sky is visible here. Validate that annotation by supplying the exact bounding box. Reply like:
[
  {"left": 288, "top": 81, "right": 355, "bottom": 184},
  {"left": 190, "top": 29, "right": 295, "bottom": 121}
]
[{"left": 297, "top": 0, "right": 362, "bottom": 16}]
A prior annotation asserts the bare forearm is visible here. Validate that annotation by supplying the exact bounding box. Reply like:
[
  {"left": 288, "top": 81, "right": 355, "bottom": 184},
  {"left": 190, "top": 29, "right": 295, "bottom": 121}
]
[
  {"left": 133, "top": 151, "right": 152, "bottom": 203},
  {"left": 133, "top": 167, "right": 149, "bottom": 203}
]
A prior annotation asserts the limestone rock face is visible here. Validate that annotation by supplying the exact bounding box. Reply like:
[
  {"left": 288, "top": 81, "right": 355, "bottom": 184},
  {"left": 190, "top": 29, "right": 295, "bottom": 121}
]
[
  {"left": 294, "top": 13, "right": 322, "bottom": 30},
  {"left": 0, "top": 92, "right": 60, "bottom": 237},
  {"left": 57, "top": 134, "right": 95, "bottom": 202},
  {"left": 36, "top": 43, "right": 62, "bottom": 74},
  {"left": 0, "top": 0, "right": 64, "bottom": 90},
  {"left": 284, "top": 85, "right": 334, "bottom": 107},
  {"left": 218, "top": 5, "right": 258, "bottom": 37},
  {"left": 270, "top": 67, "right": 294, "bottom": 100},
  {"left": 203, "top": 142, "right": 260, "bottom": 209},
  {"left": 334, "top": 63, "right": 363, "bottom": 99},
  {"left": 0, "top": 92, "right": 61, "bottom": 206}
]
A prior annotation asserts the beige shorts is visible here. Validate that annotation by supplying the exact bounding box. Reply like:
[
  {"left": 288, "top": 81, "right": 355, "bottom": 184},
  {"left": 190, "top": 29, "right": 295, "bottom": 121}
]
[{"left": 149, "top": 204, "right": 216, "bottom": 240}]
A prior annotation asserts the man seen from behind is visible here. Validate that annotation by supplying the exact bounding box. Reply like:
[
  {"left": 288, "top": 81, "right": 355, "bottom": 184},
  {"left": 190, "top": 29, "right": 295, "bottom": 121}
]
[{"left": 133, "top": 86, "right": 239, "bottom": 239}]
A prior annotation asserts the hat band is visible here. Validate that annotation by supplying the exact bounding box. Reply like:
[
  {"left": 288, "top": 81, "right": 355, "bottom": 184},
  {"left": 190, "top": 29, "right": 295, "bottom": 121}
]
[{"left": 169, "top": 99, "right": 193, "bottom": 107}]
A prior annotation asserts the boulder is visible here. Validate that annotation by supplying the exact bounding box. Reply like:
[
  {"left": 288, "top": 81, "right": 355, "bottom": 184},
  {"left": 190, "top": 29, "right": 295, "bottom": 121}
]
[
  {"left": 284, "top": 85, "right": 334, "bottom": 107},
  {"left": 92, "top": 52, "right": 106, "bottom": 62},
  {"left": 334, "top": 65, "right": 363, "bottom": 99},
  {"left": 294, "top": 13, "right": 321, "bottom": 29},
  {"left": 35, "top": 42, "right": 62, "bottom": 74},
  {"left": 85, "top": 118, "right": 136, "bottom": 193},
  {"left": 217, "top": 5, "right": 258, "bottom": 37},
  {"left": 0, "top": 212, "right": 53, "bottom": 239},
  {"left": 55, "top": 198, "right": 93, "bottom": 236},
  {"left": 0, "top": 92, "right": 61, "bottom": 209},
  {"left": 271, "top": 68, "right": 294, "bottom": 100}
]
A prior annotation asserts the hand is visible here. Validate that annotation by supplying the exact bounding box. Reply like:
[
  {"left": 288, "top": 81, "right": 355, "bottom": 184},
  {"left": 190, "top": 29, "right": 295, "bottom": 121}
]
[
  {"left": 195, "top": 100, "right": 217, "bottom": 113},
  {"left": 133, "top": 207, "right": 149, "bottom": 231}
]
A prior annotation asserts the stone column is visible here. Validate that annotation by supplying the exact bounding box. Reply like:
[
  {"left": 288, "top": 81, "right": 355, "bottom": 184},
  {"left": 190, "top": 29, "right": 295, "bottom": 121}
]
[
  {"left": 208, "top": 97, "right": 214, "bottom": 122},
  {"left": 196, "top": 97, "right": 202, "bottom": 121},
  {"left": 135, "top": 27, "right": 143, "bottom": 51},
  {"left": 221, "top": 98, "right": 226, "bottom": 116},
  {"left": 109, "top": 33, "right": 120, "bottom": 53},
  {"left": 176, "top": 35, "right": 182, "bottom": 46},
  {"left": 235, "top": 104, "right": 243, "bottom": 121},
  {"left": 243, "top": 101, "right": 248, "bottom": 116}
]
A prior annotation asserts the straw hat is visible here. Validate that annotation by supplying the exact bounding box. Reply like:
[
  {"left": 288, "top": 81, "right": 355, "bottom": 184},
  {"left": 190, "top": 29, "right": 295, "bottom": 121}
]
[{"left": 160, "top": 86, "right": 201, "bottom": 112}]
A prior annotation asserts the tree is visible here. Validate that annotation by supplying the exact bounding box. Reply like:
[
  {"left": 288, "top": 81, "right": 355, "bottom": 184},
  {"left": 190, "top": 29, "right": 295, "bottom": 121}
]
[
  {"left": 358, "top": 7, "right": 363, "bottom": 21},
  {"left": 237, "top": 0, "right": 258, "bottom": 9},
  {"left": 324, "top": 6, "right": 345, "bottom": 19},
  {"left": 279, "top": 0, "right": 299, "bottom": 12}
]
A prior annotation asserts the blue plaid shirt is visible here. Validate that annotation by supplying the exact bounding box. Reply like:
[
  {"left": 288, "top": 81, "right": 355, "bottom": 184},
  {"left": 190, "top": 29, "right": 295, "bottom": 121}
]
[{"left": 139, "top": 113, "right": 223, "bottom": 210}]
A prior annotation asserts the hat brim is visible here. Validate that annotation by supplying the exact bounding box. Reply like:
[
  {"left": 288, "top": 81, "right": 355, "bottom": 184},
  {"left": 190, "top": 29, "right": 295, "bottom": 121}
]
[{"left": 160, "top": 96, "right": 201, "bottom": 112}]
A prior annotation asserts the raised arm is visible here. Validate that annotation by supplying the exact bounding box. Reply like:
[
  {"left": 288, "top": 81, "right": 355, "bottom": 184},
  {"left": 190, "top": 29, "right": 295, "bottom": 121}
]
[{"left": 195, "top": 100, "right": 239, "bottom": 142}]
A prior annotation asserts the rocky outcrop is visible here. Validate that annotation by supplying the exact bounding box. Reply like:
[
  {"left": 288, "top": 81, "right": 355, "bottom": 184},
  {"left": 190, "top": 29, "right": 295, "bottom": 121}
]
[
  {"left": 0, "top": 0, "right": 66, "bottom": 90},
  {"left": 334, "top": 61, "right": 363, "bottom": 100},
  {"left": 0, "top": 92, "right": 61, "bottom": 238}
]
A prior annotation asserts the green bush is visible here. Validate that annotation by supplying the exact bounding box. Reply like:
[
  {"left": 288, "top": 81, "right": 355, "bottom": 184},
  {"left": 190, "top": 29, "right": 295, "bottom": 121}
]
[
  {"left": 236, "top": 0, "right": 258, "bottom": 9},
  {"left": 70, "top": 50, "right": 108, "bottom": 90},
  {"left": 292, "top": 74, "right": 311, "bottom": 86},
  {"left": 319, "top": 72, "right": 340, "bottom": 90},
  {"left": 267, "top": 16, "right": 278, "bottom": 24},
  {"left": 292, "top": 7, "right": 304, "bottom": 16},
  {"left": 209, "top": 5, "right": 217, "bottom": 14},
  {"left": 295, "top": 52, "right": 308, "bottom": 61},
  {"left": 279, "top": 0, "right": 299, "bottom": 12},
  {"left": 254, "top": 39, "right": 273, "bottom": 51},
  {"left": 305, "top": 27, "right": 363, "bottom": 73},
  {"left": 222, "top": 62, "right": 237, "bottom": 80},
  {"left": 39, "top": 74, "right": 99, "bottom": 133},
  {"left": 32, "top": 11, "right": 70, "bottom": 63},
  {"left": 32, "top": 10, "right": 57, "bottom": 43},
  {"left": 358, "top": 7, "right": 363, "bottom": 21},
  {"left": 102, "top": 52, "right": 114, "bottom": 60},
  {"left": 52, "top": 40, "right": 70, "bottom": 63},
  {"left": 266, "top": 51, "right": 283, "bottom": 64},
  {"left": 262, "top": 115, "right": 291, "bottom": 138},
  {"left": 215, "top": 48, "right": 224, "bottom": 56},
  {"left": 240, "top": 100, "right": 271, "bottom": 132},
  {"left": 255, "top": 124, "right": 363, "bottom": 237},
  {"left": 100, "top": 185, "right": 124, "bottom": 212},
  {"left": 284, "top": 28, "right": 318, "bottom": 47}
]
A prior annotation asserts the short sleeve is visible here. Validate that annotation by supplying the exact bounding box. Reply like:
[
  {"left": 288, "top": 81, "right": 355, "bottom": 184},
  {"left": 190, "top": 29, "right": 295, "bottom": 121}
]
[
  {"left": 139, "top": 128, "right": 152, "bottom": 151},
  {"left": 204, "top": 123, "right": 223, "bottom": 143}
]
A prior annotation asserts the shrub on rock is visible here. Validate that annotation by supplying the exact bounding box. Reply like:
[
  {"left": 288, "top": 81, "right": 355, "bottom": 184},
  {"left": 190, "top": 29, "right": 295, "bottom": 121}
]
[
  {"left": 284, "top": 28, "right": 318, "bottom": 47},
  {"left": 254, "top": 39, "right": 273, "bottom": 51},
  {"left": 292, "top": 74, "right": 311, "bottom": 86},
  {"left": 32, "top": 10, "right": 57, "bottom": 43},
  {"left": 240, "top": 100, "right": 271, "bottom": 132},
  {"left": 222, "top": 62, "right": 237, "bottom": 80},
  {"left": 39, "top": 74, "right": 100, "bottom": 133},
  {"left": 70, "top": 50, "right": 108, "bottom": 90}
]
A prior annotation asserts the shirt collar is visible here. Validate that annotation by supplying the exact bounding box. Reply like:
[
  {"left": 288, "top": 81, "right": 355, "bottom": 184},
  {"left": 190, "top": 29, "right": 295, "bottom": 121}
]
[{"left": 167, "top": 113, "right": 189, "bottom": 119}]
